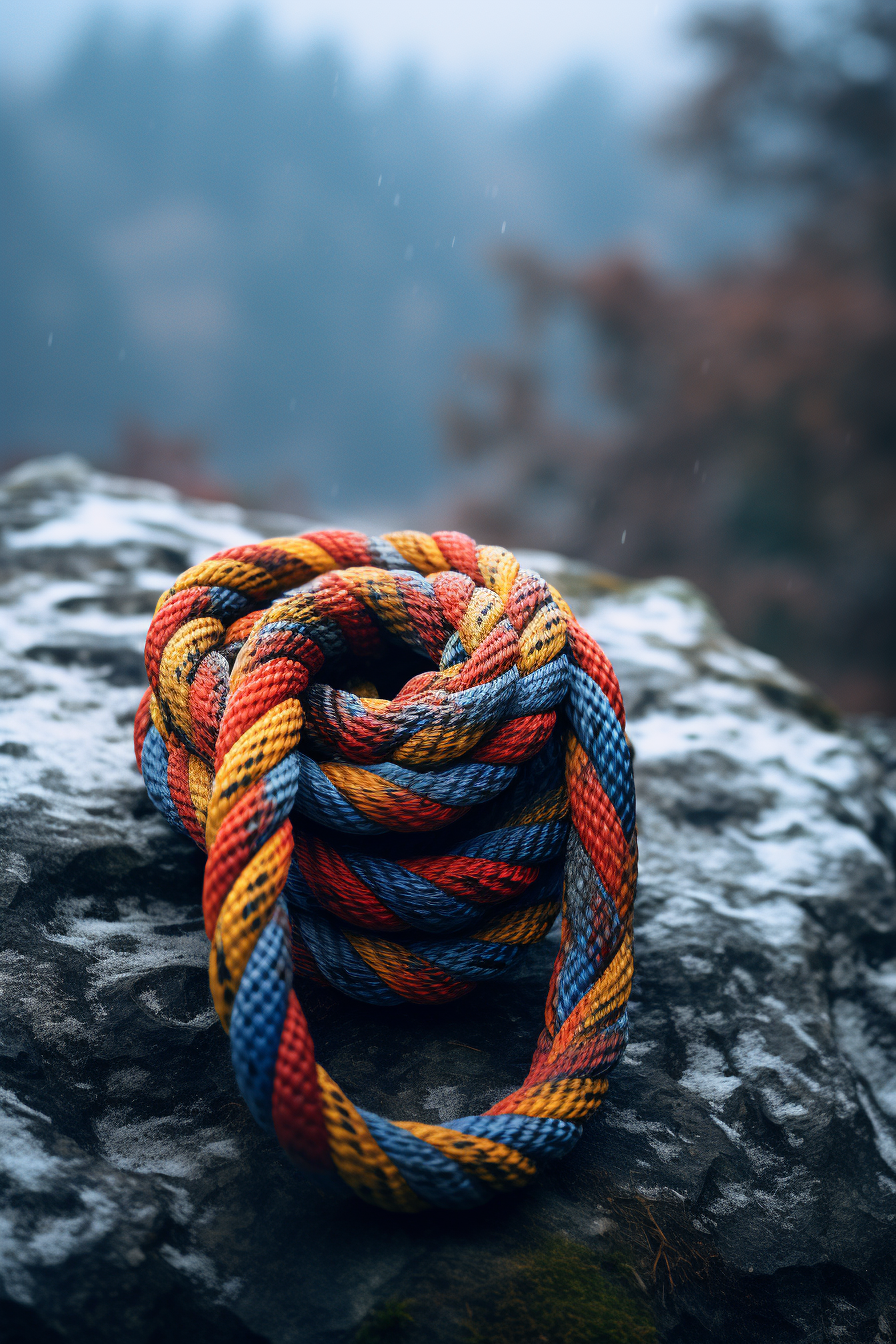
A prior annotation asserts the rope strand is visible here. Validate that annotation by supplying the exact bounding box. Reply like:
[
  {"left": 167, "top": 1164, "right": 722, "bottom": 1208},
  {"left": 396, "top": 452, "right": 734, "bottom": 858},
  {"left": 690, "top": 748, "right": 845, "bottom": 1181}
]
[{"left": 135, "top": 529, "right": 636, "bottom": 1209}]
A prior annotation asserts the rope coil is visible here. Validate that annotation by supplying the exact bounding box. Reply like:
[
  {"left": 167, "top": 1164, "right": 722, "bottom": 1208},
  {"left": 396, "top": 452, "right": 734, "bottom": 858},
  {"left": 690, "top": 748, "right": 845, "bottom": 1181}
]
[{"left": 135, "top": 529, "right": 636, "bottom": 1210}]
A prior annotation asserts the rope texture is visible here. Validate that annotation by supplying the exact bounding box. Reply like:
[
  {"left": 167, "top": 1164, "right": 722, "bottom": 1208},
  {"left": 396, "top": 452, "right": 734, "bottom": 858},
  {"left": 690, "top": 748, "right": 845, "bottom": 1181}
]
[{"left": 134, "top": 529, "right": 636, "bottom": 1210}]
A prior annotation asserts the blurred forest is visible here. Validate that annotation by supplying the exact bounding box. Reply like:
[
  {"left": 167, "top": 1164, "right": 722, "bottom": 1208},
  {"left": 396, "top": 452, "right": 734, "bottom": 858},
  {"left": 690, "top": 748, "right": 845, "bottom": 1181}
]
[
  {"left": 445, "top": 2, "right": 896, "bottom": 712},
  {"left": 1, "top": 17, "right": 764, "bottom": 512}
]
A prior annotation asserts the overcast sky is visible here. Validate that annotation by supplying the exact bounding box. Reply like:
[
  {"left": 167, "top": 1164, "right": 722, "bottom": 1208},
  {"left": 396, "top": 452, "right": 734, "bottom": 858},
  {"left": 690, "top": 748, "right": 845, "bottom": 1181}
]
[{"left": 3, "top": 0, "right": 816, "bottom": 102}]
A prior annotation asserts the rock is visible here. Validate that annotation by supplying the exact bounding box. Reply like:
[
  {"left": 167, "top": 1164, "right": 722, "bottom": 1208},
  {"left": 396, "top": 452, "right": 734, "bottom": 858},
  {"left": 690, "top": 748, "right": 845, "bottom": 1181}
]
[{"left": 0, "top": 456, "right": 894, "bottom": 1344}]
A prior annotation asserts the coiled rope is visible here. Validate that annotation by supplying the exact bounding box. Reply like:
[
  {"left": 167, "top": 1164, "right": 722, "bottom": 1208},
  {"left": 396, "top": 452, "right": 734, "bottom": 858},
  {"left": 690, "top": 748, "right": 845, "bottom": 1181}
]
[{"left": 134, "top": 529, "right": 636, "bottom": 1210}]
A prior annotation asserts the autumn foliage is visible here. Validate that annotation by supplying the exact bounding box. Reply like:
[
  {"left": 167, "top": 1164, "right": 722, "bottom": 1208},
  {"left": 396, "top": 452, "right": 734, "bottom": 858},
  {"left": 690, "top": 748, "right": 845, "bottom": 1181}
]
[{"left": 444, "top": 3, "right": 896, "bottom": 712}]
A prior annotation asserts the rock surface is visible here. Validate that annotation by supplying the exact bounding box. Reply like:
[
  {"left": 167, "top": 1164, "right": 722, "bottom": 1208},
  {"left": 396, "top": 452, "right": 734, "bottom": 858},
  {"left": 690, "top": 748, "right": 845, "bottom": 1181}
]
[{"left": 0, "top": 456, "right": 894, "bottom": 1344}]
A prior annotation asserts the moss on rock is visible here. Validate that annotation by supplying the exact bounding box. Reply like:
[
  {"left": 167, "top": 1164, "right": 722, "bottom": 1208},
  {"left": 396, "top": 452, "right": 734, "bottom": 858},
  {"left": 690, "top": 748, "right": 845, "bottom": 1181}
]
[{"left": 465, "top": 1236, "right": 655, "bottom": 1344}]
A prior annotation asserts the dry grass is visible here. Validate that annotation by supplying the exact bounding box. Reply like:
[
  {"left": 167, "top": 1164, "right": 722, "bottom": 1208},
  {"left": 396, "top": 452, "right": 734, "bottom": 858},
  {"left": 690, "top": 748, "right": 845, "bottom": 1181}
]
[{"left": 603, "top": 1192, "right": 718, "bottom": 1298}]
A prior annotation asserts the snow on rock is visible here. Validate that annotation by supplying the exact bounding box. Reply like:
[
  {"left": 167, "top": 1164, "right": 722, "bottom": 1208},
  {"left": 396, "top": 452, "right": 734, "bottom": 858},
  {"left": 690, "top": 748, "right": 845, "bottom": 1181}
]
[{"left": 0, "top": 457, "right": 894, "bottom": 1343}]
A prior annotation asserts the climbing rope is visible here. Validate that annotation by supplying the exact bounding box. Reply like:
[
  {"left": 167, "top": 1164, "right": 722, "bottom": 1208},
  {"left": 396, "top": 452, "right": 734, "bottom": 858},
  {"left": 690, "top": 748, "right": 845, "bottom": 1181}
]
[{"left": 134, "top": 529, "right": 636, "bottom": 1210}]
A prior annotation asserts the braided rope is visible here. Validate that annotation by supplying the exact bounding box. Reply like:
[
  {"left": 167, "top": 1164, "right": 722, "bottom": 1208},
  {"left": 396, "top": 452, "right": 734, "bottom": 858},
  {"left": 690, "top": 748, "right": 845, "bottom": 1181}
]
[{"left": 135, "top": 529, "right": 636, "bottom": 1209}]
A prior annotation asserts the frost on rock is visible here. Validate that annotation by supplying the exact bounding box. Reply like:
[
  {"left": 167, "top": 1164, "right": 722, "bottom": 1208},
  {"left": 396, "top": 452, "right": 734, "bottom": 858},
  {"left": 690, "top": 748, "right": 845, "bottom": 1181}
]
[{"left": 0, "top": 460, "right": 894, "bottom": 1343}]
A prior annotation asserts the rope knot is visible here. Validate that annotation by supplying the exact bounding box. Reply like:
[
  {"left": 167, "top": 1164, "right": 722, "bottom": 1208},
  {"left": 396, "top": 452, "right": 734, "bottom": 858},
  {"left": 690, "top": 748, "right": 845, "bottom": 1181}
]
[{"left": 135, "top": 529, "right": 636, "bottom": 1209}]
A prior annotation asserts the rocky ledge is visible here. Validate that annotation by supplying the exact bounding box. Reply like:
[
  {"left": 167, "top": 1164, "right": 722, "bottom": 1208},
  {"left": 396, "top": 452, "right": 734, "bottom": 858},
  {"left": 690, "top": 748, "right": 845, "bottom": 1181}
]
[{"left": 0, "top": 456, "right": 894, "bottom": 1344}]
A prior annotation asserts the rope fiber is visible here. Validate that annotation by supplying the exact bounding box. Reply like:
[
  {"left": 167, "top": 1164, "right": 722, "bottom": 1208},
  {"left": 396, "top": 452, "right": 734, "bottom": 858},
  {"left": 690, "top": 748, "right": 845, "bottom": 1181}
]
[{"left": 135, "top": 529, "right": 636, "bottom": 1210}]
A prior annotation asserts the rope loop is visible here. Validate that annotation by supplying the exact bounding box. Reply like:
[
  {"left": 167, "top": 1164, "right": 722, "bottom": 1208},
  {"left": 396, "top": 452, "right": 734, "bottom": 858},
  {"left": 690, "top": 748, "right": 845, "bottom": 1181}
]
[{"left": 135, "top": 529, "right": 636, "bottom": 1209}]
